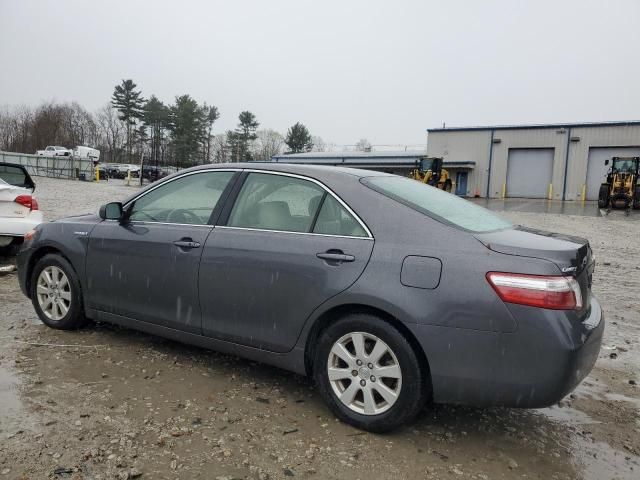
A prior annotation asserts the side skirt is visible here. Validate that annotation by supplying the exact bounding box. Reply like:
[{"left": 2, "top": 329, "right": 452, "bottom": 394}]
[{"left": 87, "top": 309, "right": 308, "bottom": 376}]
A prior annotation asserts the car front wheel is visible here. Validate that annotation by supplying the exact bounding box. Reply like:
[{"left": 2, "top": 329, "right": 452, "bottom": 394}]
[
  {"left": 314, "top": 314, "right": 427, "bottom": 432},
  {"left": 30, "top": 254, "right": 88, "bottom": 330}
]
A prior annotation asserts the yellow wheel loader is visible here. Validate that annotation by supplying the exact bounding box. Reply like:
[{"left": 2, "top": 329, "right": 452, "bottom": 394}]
[
  {"left": 598, "top": 156, "right": 640, "bottom": 210},
  {"left": 409, "top": 157, "right": 452, "bottom": 192}
]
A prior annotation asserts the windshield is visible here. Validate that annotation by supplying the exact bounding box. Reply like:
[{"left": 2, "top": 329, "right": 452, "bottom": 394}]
[
  {"left": 420, "top": 158, "right": 435, "bottom": 171},
  {"left": 362, "top": 176, "right": 513, "bottom": 233},
  {"left": 612, "top": 158, "right": 637, "bottom": 173}
]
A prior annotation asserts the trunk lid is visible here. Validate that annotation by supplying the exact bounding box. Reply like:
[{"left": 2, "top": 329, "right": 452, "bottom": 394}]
[
  {"left": 0, "top": 184, "right": 30, "bottom": 218},
  {"left": 475, "top": 226, "right": 595, "bottom": 312}
]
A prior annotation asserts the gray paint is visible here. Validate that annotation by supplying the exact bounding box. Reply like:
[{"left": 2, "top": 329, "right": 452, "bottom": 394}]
[
  {"left": 506, "top": 148, "right": 554, "bottom": 198},
  {"left": 400, "top": 256, "right": 442, "bottom": 289},
  {"left": 17, "top": 163, "right": 603, "bottom": 409}
]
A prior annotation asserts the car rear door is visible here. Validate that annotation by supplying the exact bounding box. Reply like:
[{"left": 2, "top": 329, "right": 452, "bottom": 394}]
[
  {"left": 199, "top": 171, "right": 374, "bottom": 353},
  {"left": 86, "top": 169, "right": 238, "bottom": 333}
]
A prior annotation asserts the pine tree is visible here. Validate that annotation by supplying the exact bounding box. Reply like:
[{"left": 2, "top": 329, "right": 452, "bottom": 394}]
[
  {"left": 233, "top": 111, "right": 259, "bottom": 161},
  {"left": 142, "top": 95, "right": 170, "bottom": 168},
  {"left": 285, "top": 122, "right": 313, "bottom": 153},
  {"left": 111, "top": 79, "right": 145, "bottom": 163},
  {"left": 201, "top": 104, "right": 220, "bottom": 163}
]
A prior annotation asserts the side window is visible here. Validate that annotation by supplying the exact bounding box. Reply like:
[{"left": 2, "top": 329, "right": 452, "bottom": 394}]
[
  {"left": 46, "top": 146, "right": 54, "bottom": 151},
  {"left": 228, "top": 173, "right": 324, "bottom": 233},
  {"left": 129, "top": 171, "right": 234, "bottom": 225},
  {"left": 313, "top": 195, "right": 368, "bottom": 237}
]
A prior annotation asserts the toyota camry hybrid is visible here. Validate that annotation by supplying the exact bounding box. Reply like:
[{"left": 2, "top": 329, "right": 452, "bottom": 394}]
[{"left": 17, "top": 164, "right": 603, "bottom": 432}]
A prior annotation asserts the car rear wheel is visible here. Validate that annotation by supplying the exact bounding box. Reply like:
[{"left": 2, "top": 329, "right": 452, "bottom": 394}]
[
  {"left": 30, "top": 254, "right": 88, "bottom": 330},
  {"left": 313, "top": 314, "right": 427, "bottom": 432}
]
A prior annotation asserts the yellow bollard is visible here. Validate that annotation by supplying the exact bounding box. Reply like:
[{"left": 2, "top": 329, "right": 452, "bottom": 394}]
[
  {"left": 501, "top": 183, "right": 506, "bottom": 199},
  {"left": 95, "top": 166, "right": 99, "bottom": 182},
  {"left": 581, "top": 184, "right": 586, "bottom": 202},
  {"left": 548, "top": 183, "right": 553, "bottom": 200}
]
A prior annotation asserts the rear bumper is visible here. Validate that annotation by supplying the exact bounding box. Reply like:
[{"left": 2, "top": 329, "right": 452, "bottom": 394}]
[
  {"left": 410, "top": 296, "right": 604, "bottom": 408},
  {"left": 0, "top": 212, "right": 44, "bottom": 238}
]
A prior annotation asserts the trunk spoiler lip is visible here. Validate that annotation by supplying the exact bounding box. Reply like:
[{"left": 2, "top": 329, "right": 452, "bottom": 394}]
[{"left": 474, "top": 225, "right": 592, "bottom": 276}]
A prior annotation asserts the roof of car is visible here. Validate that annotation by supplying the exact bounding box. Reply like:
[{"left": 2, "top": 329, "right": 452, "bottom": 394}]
[{"left": 188, "top": 162, "right": 393, "bottom": 179}]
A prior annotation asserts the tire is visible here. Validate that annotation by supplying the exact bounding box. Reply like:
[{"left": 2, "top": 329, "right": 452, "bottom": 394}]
[
  {"left": 633, "top": 186, "right": 640, "bottom": 210},
  {"left": 30, "top": 254, "right": 88, "bottom": 330},
  {"left": 444, "top": 179, "right": 453, "bottom": 193},
  {"left": 0, "top": 238, "right": 21, "bottom": 257},
  {"left": 598, "top": 184, "right": 610, "bottom": 208},
  {"left": 313, "top": 314, "right": 427, "bottom": 432}
]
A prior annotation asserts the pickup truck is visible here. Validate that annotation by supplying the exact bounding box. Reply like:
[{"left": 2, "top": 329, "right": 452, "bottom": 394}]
[{"left": 36, "top": 146, "right": 72, "bottom": 157}]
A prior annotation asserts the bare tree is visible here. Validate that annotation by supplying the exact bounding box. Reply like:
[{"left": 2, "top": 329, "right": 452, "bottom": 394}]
[
  {"left": 95, "top": 104, "right": 126, "bottom": 163},
  {"left": 311, "top": 136, "right": 326, "bottom": 152},
  {"left": 252, "top": 129, "right": 284, "bottom": 161},
  {"left": 210, "top": 133, "right": 229, "bottom": 163},
  {"left": 355, "top": 138, "right": 372, "bottom": 152}
]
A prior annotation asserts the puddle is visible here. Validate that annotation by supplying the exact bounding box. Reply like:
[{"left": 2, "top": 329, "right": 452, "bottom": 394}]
[
  {"left": 538, "top": 403, "right": 640, "bottom": 480},
  {"left": 0, "top": 362, "right": 29, "bottom": 437}
]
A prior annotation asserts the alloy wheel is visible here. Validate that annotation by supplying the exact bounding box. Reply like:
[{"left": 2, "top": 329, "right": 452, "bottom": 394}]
[
  {"left": 36, "top": 266, "right": 72, "bottom": 321},
  {"left": 327, "top": 331, "right": 402, "bottom": 415}
]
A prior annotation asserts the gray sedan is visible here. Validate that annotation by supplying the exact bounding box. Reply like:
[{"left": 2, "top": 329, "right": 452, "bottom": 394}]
[{"left": 17, "top": 164, "right": 603, "bottom": 432}]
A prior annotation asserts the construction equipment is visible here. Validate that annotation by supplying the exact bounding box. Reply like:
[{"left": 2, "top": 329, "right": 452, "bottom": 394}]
[
  {"left": 598, "top": 156, "right": 640, "bottom": 210},
  {"left": 409, "top": 157, "right": 452, "bottom": 192}
]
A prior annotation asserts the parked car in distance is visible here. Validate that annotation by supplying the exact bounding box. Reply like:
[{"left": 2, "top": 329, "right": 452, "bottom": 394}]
[
  {"left": 141, "top": 165, "right": 168, "bottom": 182},
  {"left": 119, "top": 164, "right": 140, "bottom": 178},
  {"left": 101, "top": 163, "right": 140, "bottom": 179},
  {"left": 17, "top": 164, "right": 603, "bottom": 432},
  {"left": 36, "top": 146, "right": 72, "bottom": 156},
  {"left": 73, "top": 146, "right": 100, "bottom": 161},
  {"left": 0, "top": 163, "right": 42, "bottom": 253}
]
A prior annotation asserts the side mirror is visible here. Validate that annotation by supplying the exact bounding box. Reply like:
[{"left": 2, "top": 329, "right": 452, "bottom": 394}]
[
  {"left": 604, "top": 159, "right": 609, "bottom": 166},
  {"left": 99, "top": 202, "right": 123, "bottom": 220}
]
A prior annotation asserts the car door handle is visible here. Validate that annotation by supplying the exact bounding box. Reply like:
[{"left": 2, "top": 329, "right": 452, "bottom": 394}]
[
  {"left": 316, "top": 252, "right": 355, "bottom": 262},
  {"left": 174, "top": 239, "right": 201, "bottom": 249}
]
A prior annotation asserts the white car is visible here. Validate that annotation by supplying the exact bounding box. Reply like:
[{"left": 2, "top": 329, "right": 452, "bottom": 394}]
[
  {"left": 36, "top": 146, "right": 72, "bottom": 157},
  {"left": 0, "top": 165, "right": 43, "bottom": 251}
]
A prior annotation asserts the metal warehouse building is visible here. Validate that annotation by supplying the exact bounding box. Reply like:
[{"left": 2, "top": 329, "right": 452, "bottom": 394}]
[
  {"left": 427, "top": 121, "right": 640, "bottom": 200},
  {"left": 270, "top": 151, "right": 475, "bottom": 195}
]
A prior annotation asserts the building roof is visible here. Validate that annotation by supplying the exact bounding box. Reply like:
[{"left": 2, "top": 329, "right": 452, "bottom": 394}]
[
  {"left": 272, "top": 151, "right": 426, "bottom": 161},
  {"left": 268, "top": 151, "right": 475, "bottom": 169},
  {"left": 427, "top": 120, "right": 640, "bottom": 133}
]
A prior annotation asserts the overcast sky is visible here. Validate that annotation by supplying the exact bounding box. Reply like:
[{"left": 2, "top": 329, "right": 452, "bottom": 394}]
[{"left": 1, "top": 0, "right": 639, "bottom": 146}]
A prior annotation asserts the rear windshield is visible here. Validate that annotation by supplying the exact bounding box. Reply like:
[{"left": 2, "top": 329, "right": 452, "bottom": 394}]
[{"left": 362, "top": 176, "right": 512, "bottom": 233}]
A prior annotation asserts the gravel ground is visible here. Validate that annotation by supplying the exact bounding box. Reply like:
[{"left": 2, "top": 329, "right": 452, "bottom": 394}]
[{"left": 0, "top": 177, "right": 638, "bottom": 479}]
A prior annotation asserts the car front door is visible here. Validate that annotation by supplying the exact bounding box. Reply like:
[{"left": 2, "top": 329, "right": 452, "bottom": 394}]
[
  {"left": 199, "top": 171, "right": 375, "bottom": 353},
  {"left": 86, "top": 169, "right": 238, "bottom": 333}
]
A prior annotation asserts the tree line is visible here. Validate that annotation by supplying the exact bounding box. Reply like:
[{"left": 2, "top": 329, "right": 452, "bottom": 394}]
[{"left": 0, "top": 79, "right": 330, "bottom": 167}]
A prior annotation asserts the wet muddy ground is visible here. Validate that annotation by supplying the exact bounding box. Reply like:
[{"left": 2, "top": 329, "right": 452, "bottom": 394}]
[{"left": 0, "top": 177, "right": 638, "bottom": 479}]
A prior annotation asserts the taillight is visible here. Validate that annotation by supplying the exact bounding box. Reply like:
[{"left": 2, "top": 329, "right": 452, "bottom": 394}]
[
  {"left": 486, "top": 272, "right": 582, "bottom": 310},
  {"left": 14, "top": 194, "right": 38, "bottom": 210}
]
